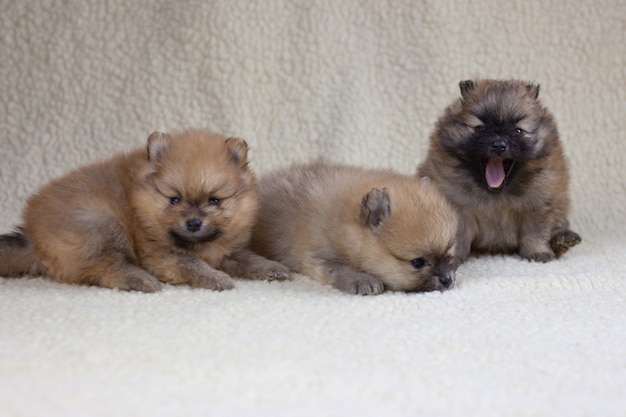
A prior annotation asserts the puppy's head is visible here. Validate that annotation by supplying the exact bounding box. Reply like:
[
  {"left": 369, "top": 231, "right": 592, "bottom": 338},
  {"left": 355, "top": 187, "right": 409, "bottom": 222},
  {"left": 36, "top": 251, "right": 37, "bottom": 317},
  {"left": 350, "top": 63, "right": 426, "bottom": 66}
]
[
  {"left": 436, "top": 79, "right": 559, "bottom": 194},
  {"left": 138, "top": 129, "right": 257, "bottom": 255},
  {"left": 359, "top": 177, "right": 459, "bottom": 292}
]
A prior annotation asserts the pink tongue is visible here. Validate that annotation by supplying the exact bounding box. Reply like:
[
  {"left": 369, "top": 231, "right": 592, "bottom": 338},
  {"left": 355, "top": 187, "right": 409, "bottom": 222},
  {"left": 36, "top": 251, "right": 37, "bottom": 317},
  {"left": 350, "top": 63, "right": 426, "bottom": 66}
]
[{"left": 485, "top": 158, "right": 505, "bottom": 189}]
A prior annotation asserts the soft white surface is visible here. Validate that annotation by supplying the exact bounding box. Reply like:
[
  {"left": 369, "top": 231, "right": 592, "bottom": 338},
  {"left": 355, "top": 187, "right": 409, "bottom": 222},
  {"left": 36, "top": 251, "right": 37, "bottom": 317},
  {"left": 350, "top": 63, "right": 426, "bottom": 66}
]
[{"left": 1, "top": 1, "right": 625, "bottom": 416}]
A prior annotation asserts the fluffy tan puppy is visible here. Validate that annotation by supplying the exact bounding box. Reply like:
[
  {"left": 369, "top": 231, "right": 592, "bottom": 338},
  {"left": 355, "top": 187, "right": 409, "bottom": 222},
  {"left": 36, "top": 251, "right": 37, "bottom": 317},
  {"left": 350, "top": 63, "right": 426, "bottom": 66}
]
[
  {"left": 250, "top": 161, "right": 459, "bottom": 295},
  {"left": 418, "top": 79, "right": 581, "bottom": 264},
  {"left": 0, "top": 129, "right": 290, "bottom": 291}
]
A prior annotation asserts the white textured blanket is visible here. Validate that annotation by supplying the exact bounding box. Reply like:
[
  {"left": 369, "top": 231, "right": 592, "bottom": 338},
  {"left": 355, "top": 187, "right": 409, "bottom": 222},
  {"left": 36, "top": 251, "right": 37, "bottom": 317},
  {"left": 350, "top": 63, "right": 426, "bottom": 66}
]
[{"left": 1, "top": 1, "right": 625, "bottom": 416}]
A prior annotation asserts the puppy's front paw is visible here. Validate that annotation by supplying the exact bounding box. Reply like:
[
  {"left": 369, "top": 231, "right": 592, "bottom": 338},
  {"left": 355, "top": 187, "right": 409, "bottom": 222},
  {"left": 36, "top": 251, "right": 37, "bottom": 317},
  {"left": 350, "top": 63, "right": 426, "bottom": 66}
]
[
  {"left": 353, "top": 278, "right": 385, "bottom": 295},
  {"left": 101, "top": 266, "right": 162, "bottom": 293},
  {"left": 550, "top": 230, "right": 582, "bottom": 257},
  {"left": 335, "top": 272, "right": 385, "bottom": 296},
  {"left": 252, "top": 259, "right": 292, "bottom": 281},
  {"left": 520, "top": 239, "right": 556, "bottom": 263},
  {"left": 169, "top": 256, "right": 235, "bottom": 291},
  {"left": 220, "top": 250, "right": 292, "bottom": 281},
  {"left": 192, "top": 270, "right": 235, "bottom": 291},
  {"left": 524, "top": 251, "right": 556, "bottom": 263},
  {"left": 125, "top": 272, "right": 162, "bottom": 293}
]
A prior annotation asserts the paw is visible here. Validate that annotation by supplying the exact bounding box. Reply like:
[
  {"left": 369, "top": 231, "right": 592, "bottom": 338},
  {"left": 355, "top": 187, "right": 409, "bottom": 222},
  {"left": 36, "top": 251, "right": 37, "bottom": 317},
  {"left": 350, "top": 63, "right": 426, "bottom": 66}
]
[
  {"left": 335, "top": 273, "right": 385, "bottom": 296},
  {"left": 169, "top": 255, "right": 235, "bottom": 291},
  {"left": 220, "top": 250, "right": 292, "bottom": 281},
  {"left": 520, "top": 240, "right": 557, "bottom": 263},
  {"left": 192, "top": 271, "right": 235, "bottom": 291},
  {"left": 126, "top": 273, "right": 162, "bottom": 293},
  {"left": 105, "top": 267, "right": 162, "bottom": 293},
  {"left": 251, "top": 260, "right": 292, "bottom": 281},
  {"left": 523, "top": 251, "right": 556, "bottom": 263},
  {"left": 550, "top": 230, "right": 582, "bottom": 257}
]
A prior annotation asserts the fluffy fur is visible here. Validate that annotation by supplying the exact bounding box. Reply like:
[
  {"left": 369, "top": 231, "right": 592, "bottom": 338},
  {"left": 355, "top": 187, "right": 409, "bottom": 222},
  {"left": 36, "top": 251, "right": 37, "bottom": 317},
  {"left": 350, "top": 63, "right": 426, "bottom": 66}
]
[
  {"left": 418, "top": 79, "right": 581, "bottom": 264},
  {"left": 250, "top": 161, "right": 459, "bottom": 295},
  {"left": 0, "top": 129, "right": 290, "bottom": 291}
]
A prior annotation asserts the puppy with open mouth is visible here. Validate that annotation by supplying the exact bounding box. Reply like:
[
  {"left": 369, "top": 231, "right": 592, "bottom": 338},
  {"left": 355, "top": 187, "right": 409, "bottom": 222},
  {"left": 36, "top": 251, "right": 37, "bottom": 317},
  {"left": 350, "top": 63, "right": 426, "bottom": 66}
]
[{"left": 418, "top": 79, "right": 581, "bottom": 264}]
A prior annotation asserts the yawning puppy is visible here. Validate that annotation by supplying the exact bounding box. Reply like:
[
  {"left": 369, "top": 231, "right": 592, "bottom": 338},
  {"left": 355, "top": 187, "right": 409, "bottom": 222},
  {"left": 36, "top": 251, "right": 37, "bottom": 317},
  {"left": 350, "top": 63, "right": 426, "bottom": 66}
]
[{"left": 418, "top": 79, "right": 581, "bottom": 264}]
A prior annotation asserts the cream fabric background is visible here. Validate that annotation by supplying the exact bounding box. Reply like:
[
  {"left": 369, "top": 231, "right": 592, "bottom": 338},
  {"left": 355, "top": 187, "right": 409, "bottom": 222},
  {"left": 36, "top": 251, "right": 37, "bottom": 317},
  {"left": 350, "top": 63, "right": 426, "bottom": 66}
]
[{"left": 1, "top": 1, "right": 625, "bottom": 416}]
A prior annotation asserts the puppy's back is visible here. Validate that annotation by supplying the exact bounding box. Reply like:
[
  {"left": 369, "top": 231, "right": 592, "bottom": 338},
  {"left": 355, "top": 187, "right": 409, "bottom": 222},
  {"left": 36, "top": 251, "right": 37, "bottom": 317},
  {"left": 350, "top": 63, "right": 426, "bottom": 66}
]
[{"left": 251, "top": 161, "right": 404, "bottom": 269}]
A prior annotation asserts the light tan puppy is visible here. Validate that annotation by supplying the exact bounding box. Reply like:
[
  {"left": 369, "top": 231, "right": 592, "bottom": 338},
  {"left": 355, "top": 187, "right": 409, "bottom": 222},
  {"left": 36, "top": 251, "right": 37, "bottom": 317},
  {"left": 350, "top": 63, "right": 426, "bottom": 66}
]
[
  {"left": 418, "top": 79, "right": 581, "bottom": 265},
  {"left": 250, "top": 161, "right": 459, "bottom": 295},
  {"left": 0, "top": 129, "right": 290, "bottom": 291}
]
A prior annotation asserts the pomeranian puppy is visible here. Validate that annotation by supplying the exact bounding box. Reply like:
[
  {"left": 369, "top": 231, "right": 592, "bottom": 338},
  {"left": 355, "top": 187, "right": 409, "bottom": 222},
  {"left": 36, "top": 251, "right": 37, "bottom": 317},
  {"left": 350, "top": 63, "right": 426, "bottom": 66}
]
[
  {"left": 249, "top": 161, "right": 459, "bottom": 295},
  {"left": 0, "top": 129, "right": 290, "bottom": 291},
  {"left": 418, "top": 79, "right": 581, "bottom": 264}
]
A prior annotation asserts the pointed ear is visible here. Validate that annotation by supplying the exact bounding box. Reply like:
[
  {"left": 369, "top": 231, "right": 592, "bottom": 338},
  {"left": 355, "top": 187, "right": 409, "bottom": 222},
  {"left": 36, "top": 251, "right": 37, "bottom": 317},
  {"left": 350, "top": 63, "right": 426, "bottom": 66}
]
[
  {"left": 225, "top": 137, "right": 249, "bottom": 168},
  {"left": 459, "top": 80, "right": 475, "bottom": 99},
  {"left": 419, "top": 176, "right": 432, "bottom": 186},
  {"left": 147, "top": 131, "right": 171, "bottom": 162},
  {"left": 526, "top": 82, "right": 540, "bottom": 99},
  {"left": 360, "top": 188, "right": 391, "bottom": 228}
]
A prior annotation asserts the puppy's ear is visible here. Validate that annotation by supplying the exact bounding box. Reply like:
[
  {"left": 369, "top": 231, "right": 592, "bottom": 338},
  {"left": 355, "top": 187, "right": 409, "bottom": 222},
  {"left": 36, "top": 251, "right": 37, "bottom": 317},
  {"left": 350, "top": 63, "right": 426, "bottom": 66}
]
[
  {"left": 360, "top": 188, "right": 391, "bottom": 228},
  {"left": 147, "top": 131, "right": 171, "bottom": 162},
  {"left": 419, "top": 176, "right": 432, "bottom": 186},
  {"left": 459, "top": 80, "right": 475, "bottom": 99},
  {"left": 526, "top": 82, "right": 540, "bottom": 99},
  {"left": 225, "top": 137, "right": 249, "bottom": 168}
]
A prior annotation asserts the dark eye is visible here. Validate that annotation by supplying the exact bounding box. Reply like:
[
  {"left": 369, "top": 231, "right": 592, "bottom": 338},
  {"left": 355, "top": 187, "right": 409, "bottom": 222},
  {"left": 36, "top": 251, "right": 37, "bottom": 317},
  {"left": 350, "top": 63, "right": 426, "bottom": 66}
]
[
  {"left": 514, "top": 128, "right": 524, "bottom": 135},
  {"left": 475, "top": 125, "right": 485, "bottom": 133},
  {"left": 208, "top": 197, "right": 220, "bottom": 206},
  {"left": 170, "top": 197, "right": 181, "bottom": 205},
  {"left": 411, "top": 258, "right": 426, "bottom": 269}
]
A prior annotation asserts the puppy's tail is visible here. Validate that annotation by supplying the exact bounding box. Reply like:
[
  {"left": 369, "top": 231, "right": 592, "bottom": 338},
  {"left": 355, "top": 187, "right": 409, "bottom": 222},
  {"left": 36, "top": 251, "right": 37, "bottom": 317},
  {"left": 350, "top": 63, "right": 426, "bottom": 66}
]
[{"left": 0, "top": 228, "right": 46, "bottom": 277}]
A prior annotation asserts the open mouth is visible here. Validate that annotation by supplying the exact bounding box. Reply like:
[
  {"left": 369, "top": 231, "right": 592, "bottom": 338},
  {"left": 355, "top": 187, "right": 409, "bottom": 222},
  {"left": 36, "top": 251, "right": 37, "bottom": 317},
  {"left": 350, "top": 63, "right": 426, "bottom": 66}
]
[{"left": 482, "top": 158, "right": 515, "bottom": 192}]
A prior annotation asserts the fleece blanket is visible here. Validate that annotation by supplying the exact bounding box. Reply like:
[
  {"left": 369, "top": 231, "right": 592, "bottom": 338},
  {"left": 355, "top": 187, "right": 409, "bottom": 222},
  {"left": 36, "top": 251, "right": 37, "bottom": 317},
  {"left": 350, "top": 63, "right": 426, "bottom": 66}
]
[{"left": 1, "top": 1, "right": 625, "bottom": 416}]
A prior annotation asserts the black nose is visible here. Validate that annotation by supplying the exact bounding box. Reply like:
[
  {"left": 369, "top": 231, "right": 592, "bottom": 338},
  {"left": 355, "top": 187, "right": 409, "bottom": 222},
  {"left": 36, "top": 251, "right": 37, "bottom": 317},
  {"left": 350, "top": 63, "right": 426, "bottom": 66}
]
[
  {"left": 439, "top": 273, "right": 454, "bottom": 289},
  {"left": 186, "top": 218, "right": 202, "bottom": 232},
  {"left": 490, "top": 140, "right": 507, "bottom": 155}
]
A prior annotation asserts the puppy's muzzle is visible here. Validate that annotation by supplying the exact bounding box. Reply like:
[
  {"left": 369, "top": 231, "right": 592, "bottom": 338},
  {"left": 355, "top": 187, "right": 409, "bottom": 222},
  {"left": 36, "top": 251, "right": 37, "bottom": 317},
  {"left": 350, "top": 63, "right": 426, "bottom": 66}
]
[
  {"left": 186, "top": 218, "right": 203, "bottom": 232},
  {"left": 490, "top": 139, "right": 508, "bottom": 156},
  {"left": 438, "top": 273, "right": 454, "bottom": 290}
]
